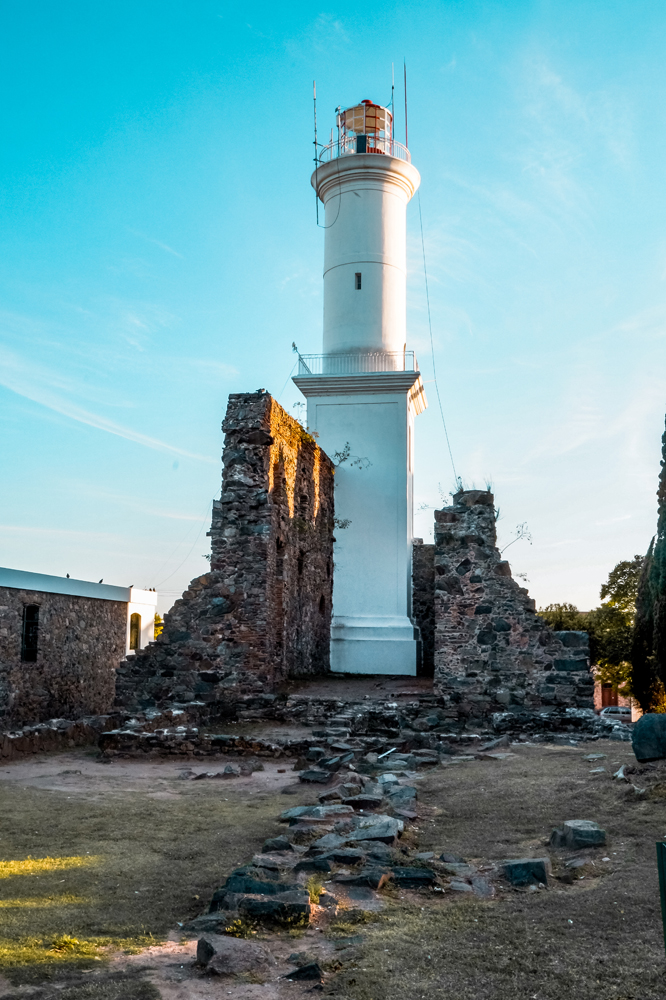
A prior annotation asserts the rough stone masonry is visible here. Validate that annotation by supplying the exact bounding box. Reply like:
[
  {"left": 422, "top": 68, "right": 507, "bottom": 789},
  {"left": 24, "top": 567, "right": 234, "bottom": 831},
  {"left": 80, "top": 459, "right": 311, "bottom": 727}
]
[
  {"left": 433, "top": 489, "right": 593, "bottom": 725},
  {"left": 115, "top": 391, "right": 335, "bottom": 716},
  {"left": 0, "top": 589, "right": 124, "bottom": 726}
]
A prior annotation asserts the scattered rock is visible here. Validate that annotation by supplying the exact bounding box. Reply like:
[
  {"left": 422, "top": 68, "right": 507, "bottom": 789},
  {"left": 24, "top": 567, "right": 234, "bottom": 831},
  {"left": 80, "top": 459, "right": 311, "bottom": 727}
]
[
  {"left": 309, "top": 833, "right": 348, "bottom": 853},
  {"left": 210, "top": 875, "right": 299, "bottom": 910},
  {"left": 347, "top": 817, "right": 403, "bottom": 845},
  {"left": 342, "top": 794, "right": 384, "bottom": 810},
  {"left": 321, "top": 847, "right": 367, "bottom": 865},
  {"left": 334, "top": 868, "right": 392, "bottom": 890},
  {"left": 471, "top": 876, "right": 494, "bottom": 898},
  {"left": 281, "top": 805, "right": 354, "bottom": 822},
  {"left": 284, "top": 962, "right": 323, "bottom": 981},
  {"left": 294, "top": 858, "right": 332, "bottom": 874},
  {"left": 391, "top": 867, "right": 436, "bottom": 888},
  {"left": 632, "top": 713, "right": 666, "bottom": 762},
  {"left": 318, "top": 788, "right": 344, "bottom": 803},
  {"left": 550, "top": 820, "right": 606, "bottom": 850},
  {"left": 449, "top": 880, "right": 473, "bottom": 892},
  {"left": 262, "top": 835, "right": 293, "bottom": 853},
  {"left": 387, "top": 785, "right": 417, "bottom": 805},
  {"left": 238, "top": 889, "right": 311, "bottom": 926},
  {"left": 501, "top": 857, "right": 550, "bottom": 886},
  {"left": 299, "top": 768, "right": 332, "bottom": 784},
  {"left": 441, "top": 862, "right": 476, "bottom": 878},
  {"left": 197, "top": 934, "right": 276, "bottom": 976},
  {"left": 440, "top": 852, "right": 466, "bottom": 864}
]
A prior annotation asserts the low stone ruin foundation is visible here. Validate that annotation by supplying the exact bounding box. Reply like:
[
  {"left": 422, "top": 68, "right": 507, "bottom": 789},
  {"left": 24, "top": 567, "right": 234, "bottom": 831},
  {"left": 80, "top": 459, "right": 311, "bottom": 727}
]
[
  {"left": 433, "top": 489, "right": 593, "bottom": 725},
  {"left": 115, "top": 391, "right": 335, "bottom": 716}
]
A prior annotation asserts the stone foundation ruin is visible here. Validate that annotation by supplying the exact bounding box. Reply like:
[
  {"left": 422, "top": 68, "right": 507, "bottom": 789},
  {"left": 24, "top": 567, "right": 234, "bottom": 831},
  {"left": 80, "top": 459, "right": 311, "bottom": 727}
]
[
  {"left": 2, "top": 395, "right": 602, "bottom": 749},
  {"left": 115, "top": 391, "right": 335, "bottom": 715},
  {"left": 433, "top": 489, "right": 592, "bottom": 725}
]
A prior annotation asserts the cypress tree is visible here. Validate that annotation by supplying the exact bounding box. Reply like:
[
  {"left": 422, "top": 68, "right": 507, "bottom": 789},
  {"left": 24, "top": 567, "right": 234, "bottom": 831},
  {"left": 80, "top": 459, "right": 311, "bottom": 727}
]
[{"left": 632, "top": 416, "right": 666, "bottom": 709}]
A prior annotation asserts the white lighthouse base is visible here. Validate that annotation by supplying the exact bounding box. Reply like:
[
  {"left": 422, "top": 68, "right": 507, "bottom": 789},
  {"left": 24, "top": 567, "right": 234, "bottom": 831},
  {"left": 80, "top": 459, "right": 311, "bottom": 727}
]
[
  {"left": 331, "top": 616, "right": 417, "bottom": 675},
  {"left": 294, "top": 371, "right": 426, "bottom": 679}
]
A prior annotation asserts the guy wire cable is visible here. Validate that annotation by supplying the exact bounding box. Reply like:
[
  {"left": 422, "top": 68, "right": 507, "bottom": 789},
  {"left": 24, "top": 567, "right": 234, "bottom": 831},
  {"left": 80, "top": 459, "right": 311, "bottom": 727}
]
[{"left": 417, "top": 188, "right": 460, "bottom": 488}]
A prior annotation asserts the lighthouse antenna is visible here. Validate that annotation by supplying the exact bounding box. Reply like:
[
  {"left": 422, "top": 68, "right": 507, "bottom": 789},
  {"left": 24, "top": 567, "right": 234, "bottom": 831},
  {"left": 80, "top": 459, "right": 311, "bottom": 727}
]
[
  {"left": 403, "top": 60, "right": 408, "bottom": 148},
  {"left": 391, "top": 62, "right": 395, "bottom": 140},
  {"left": 313, "top": 80, "right": 319, "bottom": 225}
]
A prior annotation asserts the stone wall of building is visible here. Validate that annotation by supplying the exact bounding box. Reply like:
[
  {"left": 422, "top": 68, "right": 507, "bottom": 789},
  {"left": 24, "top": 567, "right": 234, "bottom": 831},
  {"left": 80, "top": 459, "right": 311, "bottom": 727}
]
[
  {"left": 412, "top": 540, "right": 435, "bottom": 676},
  {"left": 115, "top": 391, "right": 335, "bottom": 715},
  {"left": 0, "top": 589, "right": 124, "bottom": 725},
  {"left": 433, "top": 490, "right": 593, "bottom": 725}
]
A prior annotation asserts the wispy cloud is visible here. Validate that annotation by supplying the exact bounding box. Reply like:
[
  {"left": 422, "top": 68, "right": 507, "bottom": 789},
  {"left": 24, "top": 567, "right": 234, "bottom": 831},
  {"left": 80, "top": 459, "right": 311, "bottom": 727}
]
[
  {"left": 285, "top": 14, "right": 349, "bottom": 58},
  {"left": 72, "top": 484, "right": 208, "bottom": 521},
  {"left": 0, "top": 347, "right": 215, "bottom": 463},
  {"left": 128, "top": 229, "right": 184, "bottom": 259}
]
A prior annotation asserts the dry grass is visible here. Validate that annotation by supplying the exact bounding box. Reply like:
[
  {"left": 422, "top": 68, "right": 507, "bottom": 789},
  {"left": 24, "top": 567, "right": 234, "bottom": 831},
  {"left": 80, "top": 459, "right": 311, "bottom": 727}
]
[
  {"left": 3, "top": 741, "right": 665, "bottom": 999},
  {"left": 325, "top": 741, "right": 666, "bottom": 1000},
  {"left": 0, "top": 757, "right": 302, "bottom": 984}
]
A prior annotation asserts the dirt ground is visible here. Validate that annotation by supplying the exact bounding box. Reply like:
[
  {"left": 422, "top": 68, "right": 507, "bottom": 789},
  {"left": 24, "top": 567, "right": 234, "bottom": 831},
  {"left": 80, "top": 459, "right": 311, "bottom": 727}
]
[{"left": 1, "top": 740, "right": 665, "bottom": 999}]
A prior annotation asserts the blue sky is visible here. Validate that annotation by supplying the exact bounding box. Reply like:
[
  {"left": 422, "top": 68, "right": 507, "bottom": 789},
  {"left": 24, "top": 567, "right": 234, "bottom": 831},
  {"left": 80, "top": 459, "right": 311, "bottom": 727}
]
[{"left": 2, "top": 0, "right": 665, "bottom": 612}]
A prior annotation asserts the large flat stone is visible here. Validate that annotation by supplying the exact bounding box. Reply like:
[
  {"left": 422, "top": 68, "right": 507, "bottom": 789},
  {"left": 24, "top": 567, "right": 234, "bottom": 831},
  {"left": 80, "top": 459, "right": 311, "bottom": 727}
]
[{"left": 197, "top": 934, "right": 276, "bottom": 976}]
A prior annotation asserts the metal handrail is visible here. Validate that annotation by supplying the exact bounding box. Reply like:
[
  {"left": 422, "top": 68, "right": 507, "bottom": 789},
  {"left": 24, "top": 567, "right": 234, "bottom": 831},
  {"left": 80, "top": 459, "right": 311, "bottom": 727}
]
[
  {"left": 297, "top": 352, "right": 417, "bottom": 376},
  {"left": 318, "top": 135, "right": 411, "bottom": 164}
]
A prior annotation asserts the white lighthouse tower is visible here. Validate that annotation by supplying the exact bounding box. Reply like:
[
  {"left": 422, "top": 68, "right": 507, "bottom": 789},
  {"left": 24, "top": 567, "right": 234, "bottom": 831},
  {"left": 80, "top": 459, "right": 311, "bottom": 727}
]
[{"left": 294, "top": 99, "right": 426, "bottom": 676}]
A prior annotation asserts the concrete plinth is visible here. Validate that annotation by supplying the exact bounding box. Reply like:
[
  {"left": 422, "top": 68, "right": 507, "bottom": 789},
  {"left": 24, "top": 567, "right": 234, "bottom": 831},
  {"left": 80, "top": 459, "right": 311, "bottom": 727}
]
[{"left": 331, "top": 616, "right": 417, "bottom": 675}]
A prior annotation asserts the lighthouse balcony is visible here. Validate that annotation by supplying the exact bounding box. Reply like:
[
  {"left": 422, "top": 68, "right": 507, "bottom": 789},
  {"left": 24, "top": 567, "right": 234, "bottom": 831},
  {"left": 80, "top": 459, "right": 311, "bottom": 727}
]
[
  {"left": 319, "top": 135, "right": 411, "bottom": 163},
  {"left": 297, "top": 351, "right": 417, "bottom": 376}
]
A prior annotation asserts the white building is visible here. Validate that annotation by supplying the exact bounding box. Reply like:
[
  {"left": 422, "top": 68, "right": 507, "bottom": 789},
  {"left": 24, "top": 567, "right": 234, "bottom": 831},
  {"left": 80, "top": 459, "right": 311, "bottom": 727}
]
[
  {"left": 0, "top": 567, "right": 157, "bottom": 656},
  {"left": 294, "top": 99, "right": 427, "bottom": 676}
]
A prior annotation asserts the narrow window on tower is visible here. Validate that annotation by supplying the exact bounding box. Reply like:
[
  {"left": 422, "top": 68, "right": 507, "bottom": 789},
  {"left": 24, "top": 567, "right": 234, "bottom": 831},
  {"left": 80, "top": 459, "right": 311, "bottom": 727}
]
[
  {"left": 355, "top": 272, "right": 362, "bottom": 290},
  {"left": 21, "top": 604, "right": 39, "bottom": 662}
]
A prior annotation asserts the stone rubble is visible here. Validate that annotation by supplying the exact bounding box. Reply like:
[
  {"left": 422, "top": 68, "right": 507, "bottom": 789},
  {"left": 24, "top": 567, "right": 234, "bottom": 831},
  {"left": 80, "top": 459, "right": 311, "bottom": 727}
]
[{"left": 183, "top": 747, "right": 617, "bottom": 983}]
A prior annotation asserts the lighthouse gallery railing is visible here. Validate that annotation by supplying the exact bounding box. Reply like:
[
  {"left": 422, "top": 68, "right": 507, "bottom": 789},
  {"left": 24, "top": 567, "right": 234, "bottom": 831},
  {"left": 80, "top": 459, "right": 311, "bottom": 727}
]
[
  {"left": 297, "top": 352, "right": 417, "bottom": 376},
  {"left": 318, "top": 135, "right": 411, "bottom": 164}
]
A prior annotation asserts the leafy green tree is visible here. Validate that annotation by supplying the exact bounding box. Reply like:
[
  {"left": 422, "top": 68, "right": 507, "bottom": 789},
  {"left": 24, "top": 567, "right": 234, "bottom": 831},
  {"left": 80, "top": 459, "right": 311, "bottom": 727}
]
[
  {"left": 538, "top": 603, "right": 585, "bottom": 631},
  {"left": 540, "top": 555, "right": 643, "bottom": 696},
  {"left": 632, "top": 415, "right": 666, "bottom": 711}
]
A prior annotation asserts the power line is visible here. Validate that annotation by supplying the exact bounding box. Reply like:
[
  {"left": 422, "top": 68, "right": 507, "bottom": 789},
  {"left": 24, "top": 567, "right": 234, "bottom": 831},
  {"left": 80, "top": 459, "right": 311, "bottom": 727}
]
[
  {"left": 154, "top": 499, "right": 213, "bottom": 588},
  {"left": 417, "top": 189, "right": 460, "bottom": 489}
]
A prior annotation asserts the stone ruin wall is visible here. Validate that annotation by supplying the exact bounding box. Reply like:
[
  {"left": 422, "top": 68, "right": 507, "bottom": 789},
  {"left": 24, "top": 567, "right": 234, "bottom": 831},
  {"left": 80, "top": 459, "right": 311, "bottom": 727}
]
[
  {"left": 0, "top": 589, "right": 124, "bottom": 726},
  {"left": 433, "top": 489, "right": 593, "bottom": 725},
  {"left": 115, "top": 391, "right": 335, "bottom": 716},
  {"left": 412, "top": 540, "right": 435, "bottom": 676}
]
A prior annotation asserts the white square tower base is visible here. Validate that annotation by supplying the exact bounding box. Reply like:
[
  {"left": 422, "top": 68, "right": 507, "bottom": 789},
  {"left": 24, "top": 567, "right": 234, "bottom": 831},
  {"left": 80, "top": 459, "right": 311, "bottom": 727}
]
[{"left": 294, "top": 373, "right": 423, "bottom": 676}]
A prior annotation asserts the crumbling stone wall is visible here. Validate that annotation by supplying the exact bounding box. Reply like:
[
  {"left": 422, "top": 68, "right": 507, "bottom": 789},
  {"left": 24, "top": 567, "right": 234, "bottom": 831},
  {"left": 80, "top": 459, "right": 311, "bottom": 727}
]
[
  {"left": 0, "top": 589, "right": 124, "bottom": 725},
  {"left": 433, "top": 490, "right": 592, "bottom": 725},
  {"left": 412, "top": 540, "right": 435, "bottom": 676},
  {"left": 116, "top": 391, "right": 335, "bottom": 714}
]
